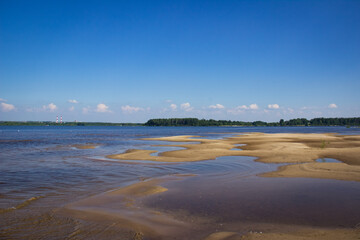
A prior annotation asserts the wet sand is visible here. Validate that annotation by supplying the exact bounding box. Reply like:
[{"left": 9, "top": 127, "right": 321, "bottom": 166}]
[
  {"left": 63, "top": 173, "right": 360, "bottom": 240},
  {"left": 107, "top": 133, "right": 360, "bottom": 182},
  {"left": 238, "top": 227, "right": 360, "bottom": 240},
  {"left": 204, "top": 227, "right": 360, "bottom": 240},
  {"left": 63, "top": 175, "right": 196, "bottom": 239}
]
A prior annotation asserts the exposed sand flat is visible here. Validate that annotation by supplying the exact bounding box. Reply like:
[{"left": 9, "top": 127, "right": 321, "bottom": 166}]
[
  {"left": 108, "top": 179, "right": 168, "bottom": 198},
  {"left": 63, "top": 175, "right": 195, "bottom": 239},
  {"left": 262, "top": 162, "right": 360, "bottom": 182},
  {"left": 107, "top": 133, "right": 360, "bottom": 181}
]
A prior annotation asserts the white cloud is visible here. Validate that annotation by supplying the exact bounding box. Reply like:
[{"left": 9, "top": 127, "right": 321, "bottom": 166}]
[
  {"left": 328, "top": 103, "right": 337, "bottom": 109},
  {"left": 237, "top": 105, "right": 249, "bottom": 110},
  {"left": 0, "top": 98, "right": 7, "bottom": 102},
  {"left": 227, "top": 103, "right": 259, "bottom": 114},
  {"left": 268, "top": 104, "right": 280, "bottom": 109},
  {"left": 69, "top": 106, "right": 75, "bottom": 111},
  {"left": 209, "top": 104, "right": 225, "bottom": 109},
  {"left": 42, "top": 103, "right": 57, "bottom": 112},
  {"left": 68, "top": 99, "right": 78, "bottom": 104},
  {"left": 249, "top": 104, "right": 259, "bottom": 110},
  {"left": 180, "top": 102, "right": 193, "bottom": 112},
  {"left": 121, "top": 105, "right": 143, "bottom": 114},
  {"left": 82, "top": 107, "right": 90, "bottom": 114},
  {"left": 170, "top": 104, "right": 177, "bottom": 110},
  {"left": 96, "top": 103, "right": 111, "bottom": 113},
  {"left": 1, "top": 102, "right": 16, "bottom": 112}
]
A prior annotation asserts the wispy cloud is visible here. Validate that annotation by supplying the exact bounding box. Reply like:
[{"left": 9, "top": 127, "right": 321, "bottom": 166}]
[
  {"left": 328, "top": 103, "right": 337, "bottom": 109},
  {"left": 209, "top": 104, "right": 225, "bottom": 109},
  {"left": 96, "top": 103, "right": 111, "bottom": 113},
  {"left": 42, "top": 103, "right": 57, "bottom": 112},
  {"left": 82, "top": 107, "right": 90, "bottom": 114},
  {"left": 180, "top": 102, "right": 193, "bottom": 112},
  {"left": 170, "top": 104, "right": 177, "bottom": 110},
  {"left": 69, "top": 106, "right": 75, "bottom": 111},
  {"left": 0, "top": 98, "right": 7, "bottom": 102},
  {"left": 268, "top": 104, "right": 280, "bottom": 109},
  {"left": 1, "top": 102, "right": 16, "bottom": 112},
  {"left": 68, "top": 99, "right": 78, "bottom": 104},
  {"left": 121, "top": 105, "right": 143, "bottom": 114}
]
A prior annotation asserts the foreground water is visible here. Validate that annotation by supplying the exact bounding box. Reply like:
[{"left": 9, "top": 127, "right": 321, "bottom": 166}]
[{"left": 1, "top": 126, "right": 360, "bottom": 239}]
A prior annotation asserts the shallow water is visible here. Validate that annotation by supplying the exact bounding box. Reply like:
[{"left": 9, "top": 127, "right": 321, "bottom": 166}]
[
  {"left": 1, "top": 126, "right": 360, "bottom": 239},
  {"left": 316, "top": 158, "right": 343, "bottom": 163}
]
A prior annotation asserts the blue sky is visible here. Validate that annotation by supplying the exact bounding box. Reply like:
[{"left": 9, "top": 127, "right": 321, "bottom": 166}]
[{"left": 1, "top": 0, "right": 359, "bottom": 122}]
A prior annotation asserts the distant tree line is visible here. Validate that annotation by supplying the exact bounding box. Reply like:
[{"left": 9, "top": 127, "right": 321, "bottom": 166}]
[
  {"left": 1, "top": 117, "right": 359, "bottom": 127},
  {"left": 145, "top": 117, "right": 360, "bottom": 127},
  {"left": 144, "top": 118, "right": 270, "bottom": 126}
]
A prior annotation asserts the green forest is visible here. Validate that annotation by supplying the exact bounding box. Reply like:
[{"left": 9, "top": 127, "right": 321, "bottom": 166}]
[{"left": 145, "top": 117, "right": 360, "bottom": 127}]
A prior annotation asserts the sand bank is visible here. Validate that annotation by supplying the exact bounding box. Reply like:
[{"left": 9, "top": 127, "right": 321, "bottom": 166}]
[
  {"left": 261, "top": 162, "right": 360, "bottom": 182},
  {"left": 107, "top": 133, "right": 360, "bottom": 182},
  {"left": 72, "top": 144, "right": 99, "bottom": 149},
  {"left": 63, "top": 175, "right": 196, "bottom": 239}
]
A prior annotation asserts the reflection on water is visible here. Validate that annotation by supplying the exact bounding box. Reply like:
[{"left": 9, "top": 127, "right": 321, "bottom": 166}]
[
  {"left": 1, "top": 126, "right": 360, "bottom": 239},
  {"left": 146, "top": 175, "right": 360, "bottom": 228}
]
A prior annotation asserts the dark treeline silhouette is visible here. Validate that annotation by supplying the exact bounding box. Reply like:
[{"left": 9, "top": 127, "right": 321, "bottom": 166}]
[
  {"left": 145, "top": 117, "right": 360, "bottom": 127},
  {"left": 1, "top": 117, "right": 359, "bottom": 127}
]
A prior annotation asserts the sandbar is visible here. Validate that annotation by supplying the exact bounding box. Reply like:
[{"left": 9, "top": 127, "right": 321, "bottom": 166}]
[
  {"left": 107, "top": 133, "right": 360, "bottom": 182},
  {"left": 72, "top": 144, "right": 99, "bottom": 149}
]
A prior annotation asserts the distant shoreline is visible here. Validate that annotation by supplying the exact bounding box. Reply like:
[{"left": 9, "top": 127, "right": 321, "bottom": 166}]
[{"left": 1, "top": 117, "right": 359, "bottom": 127}]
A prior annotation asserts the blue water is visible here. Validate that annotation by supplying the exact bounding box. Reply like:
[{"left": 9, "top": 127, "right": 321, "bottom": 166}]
[
  {"left": 0, "top": 126, "right": 359, "bottom": 207},
  {"left": 1, "top": 126, "right": 359, "bottom": 239}
]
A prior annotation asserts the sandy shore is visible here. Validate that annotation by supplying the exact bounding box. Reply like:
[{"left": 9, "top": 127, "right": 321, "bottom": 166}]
[{"left": 107, "top": 133, "right": 360, "bottom": 182}]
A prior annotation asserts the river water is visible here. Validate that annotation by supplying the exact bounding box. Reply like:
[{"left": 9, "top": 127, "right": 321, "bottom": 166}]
[{"left": 1, "top": 126, "right": 359, "bottom": 239}]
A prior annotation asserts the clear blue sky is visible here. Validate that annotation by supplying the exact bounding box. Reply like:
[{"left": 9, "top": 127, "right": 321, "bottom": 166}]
[{"left": 1, "top": 0, "right": 359, "bottom": 122}]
